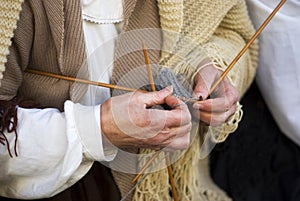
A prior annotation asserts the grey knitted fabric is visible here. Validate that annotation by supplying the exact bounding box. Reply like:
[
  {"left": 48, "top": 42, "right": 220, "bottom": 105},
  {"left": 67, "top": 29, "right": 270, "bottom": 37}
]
[{"left": 146, "top": 67, "right": 193, "bottom": 99}]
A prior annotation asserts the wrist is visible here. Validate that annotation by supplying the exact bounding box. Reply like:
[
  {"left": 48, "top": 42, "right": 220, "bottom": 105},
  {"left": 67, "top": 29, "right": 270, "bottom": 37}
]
[{"left": 100, "top": 99, "right": 112, "bottom": 138}]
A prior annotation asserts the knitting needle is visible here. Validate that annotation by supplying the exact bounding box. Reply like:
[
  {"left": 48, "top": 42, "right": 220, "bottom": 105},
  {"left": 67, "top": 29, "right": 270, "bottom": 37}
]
[
  {"left": 132, "top": 150, "right": 162, "bottom": 183},
  {"left": 142, "top": 43, "right": 179, "bottom": 201},
  {"left": 166, "top": 153, "right": 179, "bottom": 201},
  {"left": 209, "top": 0, "right": 287, "bottom": 95},
  {"left": 142, "top": 42, "right": 156, "bottom": 92},
  {"left": 24, "top": 69, "right": 147, "bottom": 93},
  {"left": 25, "top": 69, "right": 200, "bottom": 105}
]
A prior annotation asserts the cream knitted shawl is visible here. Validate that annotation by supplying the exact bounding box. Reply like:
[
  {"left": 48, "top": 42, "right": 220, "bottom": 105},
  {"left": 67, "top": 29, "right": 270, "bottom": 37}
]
[{"left": 134, "top": 0, "right": 258, "bottom": 201}]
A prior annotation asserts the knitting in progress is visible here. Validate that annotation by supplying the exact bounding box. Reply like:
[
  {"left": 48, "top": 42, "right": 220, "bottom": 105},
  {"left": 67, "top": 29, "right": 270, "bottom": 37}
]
[
  {"left": 145, "top": 67, "right": 193, "bottom": 100},
  {"left": 0, "top": 0, "right": 258, "bottom": 200}
]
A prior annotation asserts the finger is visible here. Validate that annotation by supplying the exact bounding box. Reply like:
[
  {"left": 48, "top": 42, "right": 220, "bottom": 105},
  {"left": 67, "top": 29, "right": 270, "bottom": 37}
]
[
  {"left": 165, "top": 107, "right": 191, "bottom": 128},
  {"left": 143, "top": 86, "right": 173, "bottom": 107},
  {"left": 192, "top": 66, "right": 222, "bottom": 99},
  {"left": 192, "top": 97, "right": 236, "bottom": 112},
  {"left": 164, "top": 95, "right": 182, "bottom": 108},
  {"left": 161, "top": 123, "right": 192, "bottom": 138},
  {"left": 164, "top": 133, "right": 190, "bottom": 151},
  {"left": 194, "top": 105, "right": 237, "bottom": 126},
  {"left": 193, "top": 85, "right": 239, "bottom": 112},
  {"left": 140, "top": 120, "right": 191, "bottom": 149}
]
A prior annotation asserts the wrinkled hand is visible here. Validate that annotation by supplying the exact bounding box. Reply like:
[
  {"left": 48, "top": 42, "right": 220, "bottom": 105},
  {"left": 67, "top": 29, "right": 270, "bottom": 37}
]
[
  {"left": 101, "top": 86, "right": 192, "bottom": 151},
  {"left": 192, "top": 65, "right": 239, "bottom": 126}
]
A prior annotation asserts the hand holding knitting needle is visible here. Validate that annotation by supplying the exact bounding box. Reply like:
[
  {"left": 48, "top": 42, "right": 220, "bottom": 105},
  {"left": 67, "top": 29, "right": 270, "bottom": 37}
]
[
  {"left": 100, "top": 86, "right": 192, "bottom": 151},
  {"left": 192, "top": 64, "right": 239, "bottom": 126}
]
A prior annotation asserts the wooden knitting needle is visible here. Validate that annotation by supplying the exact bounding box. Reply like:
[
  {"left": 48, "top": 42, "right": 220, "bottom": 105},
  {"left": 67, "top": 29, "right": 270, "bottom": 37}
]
[
  {"left": 142, "top": 43, "right": 179, "bottom": 201},
  {"left": 209, "top": 0, "right": 287, "bottom": 95},
  {"left": 166, "top": 154, "right": 179, "bottom": 201},
  {"left": 25, "top": 69, "right": 198, "bottom": 104},
  {"left": 24, "top": 69, "right": 147, "bottom": 93},
  {"left": 132, "top": 150, "right": 162, "bottom": 183},
  {"left": 142, "top": 42, "right": 156, "bottom": 92}
]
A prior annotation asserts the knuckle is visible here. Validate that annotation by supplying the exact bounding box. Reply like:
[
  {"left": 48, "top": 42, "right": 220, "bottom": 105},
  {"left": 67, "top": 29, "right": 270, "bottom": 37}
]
[{"left": 152, "top": 92, "right": 162, "bottom": 103}]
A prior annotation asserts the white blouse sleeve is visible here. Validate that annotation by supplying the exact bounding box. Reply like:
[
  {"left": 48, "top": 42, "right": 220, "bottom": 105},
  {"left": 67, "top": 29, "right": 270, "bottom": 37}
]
[{"left": 0, "top": 100, "right": 117, "bottom": 199}]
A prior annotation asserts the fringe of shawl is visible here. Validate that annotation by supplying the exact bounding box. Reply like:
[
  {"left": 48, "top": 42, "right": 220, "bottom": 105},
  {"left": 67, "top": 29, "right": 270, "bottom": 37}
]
[{"left": 134, "top": 126, "right": 232, "bottom": 201}]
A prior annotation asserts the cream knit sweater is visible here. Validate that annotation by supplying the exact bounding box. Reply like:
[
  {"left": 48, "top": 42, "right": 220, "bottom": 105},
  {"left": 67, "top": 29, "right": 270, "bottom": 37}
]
[{"left": 0, "top": 0, "right": 23, "bottom": 82}]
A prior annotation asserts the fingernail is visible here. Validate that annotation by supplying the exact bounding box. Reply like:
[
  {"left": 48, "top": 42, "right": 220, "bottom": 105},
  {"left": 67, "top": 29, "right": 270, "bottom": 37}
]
[
  {"left": 192, "top": 93, "right": 205, "bottom": 101},
  {"left": 192, "top": 92, "right": 202, "bottom": 99}
]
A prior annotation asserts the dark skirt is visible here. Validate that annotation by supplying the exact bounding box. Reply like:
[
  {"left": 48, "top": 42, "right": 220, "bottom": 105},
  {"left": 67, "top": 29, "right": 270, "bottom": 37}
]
[
  {"left": 210, "top": 83, "right": 300, "bottom": 201},
  {"left": 0, "top": 162, "right": 121, "bottom": 201}
]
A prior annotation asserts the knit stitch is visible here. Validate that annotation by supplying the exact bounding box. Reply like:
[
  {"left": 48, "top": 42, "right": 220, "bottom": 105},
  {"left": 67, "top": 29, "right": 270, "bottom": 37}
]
[
  {"left": 0, "top": 0, "right": 23, "bottom": 83},
  {"left": 0, "top": 0, "right": 258, "bottom": 200}
]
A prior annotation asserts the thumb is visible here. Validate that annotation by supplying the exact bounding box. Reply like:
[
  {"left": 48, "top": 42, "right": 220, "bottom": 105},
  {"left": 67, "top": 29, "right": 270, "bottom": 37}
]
[{"left": 144, "top": 85, "right": 173, "bottom": 107}]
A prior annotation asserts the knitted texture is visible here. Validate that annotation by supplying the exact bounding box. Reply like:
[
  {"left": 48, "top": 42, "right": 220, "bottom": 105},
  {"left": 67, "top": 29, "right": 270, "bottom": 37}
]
[
  {"left": 134, "top": 0, "right": 258, "bottom": 200},
  {"left": 0, "top": 0, "right": 23, "bottom": 83},
  {"left": 0, "top": 0, "right": 258, "bottom": 200}
]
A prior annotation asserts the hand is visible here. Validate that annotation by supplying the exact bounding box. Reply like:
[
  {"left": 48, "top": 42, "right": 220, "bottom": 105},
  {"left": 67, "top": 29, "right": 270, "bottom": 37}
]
[
  {"left": 192, "top": 64, "right": 239, "bottom": 126},
  {"left": 100, "top": 86, "right": 192, "bottom": 151}
]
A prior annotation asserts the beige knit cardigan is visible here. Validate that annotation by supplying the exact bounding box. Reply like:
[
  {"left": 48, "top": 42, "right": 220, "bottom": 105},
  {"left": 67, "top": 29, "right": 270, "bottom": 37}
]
[{"left": 0, "top": 0, "right": 258, "bottom": 200}]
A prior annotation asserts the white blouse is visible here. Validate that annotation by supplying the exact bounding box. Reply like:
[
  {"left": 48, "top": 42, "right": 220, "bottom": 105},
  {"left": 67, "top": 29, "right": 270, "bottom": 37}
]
[
  {"left": 0, "top": 0, "right": 124, "bottom": 199},
  {"left": 247, "top": 0, "right": 300, "bottom": 146}
]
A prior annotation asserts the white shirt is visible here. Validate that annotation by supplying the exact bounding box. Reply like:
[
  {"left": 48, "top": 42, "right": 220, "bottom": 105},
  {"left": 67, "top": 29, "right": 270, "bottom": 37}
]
[
  {"left": 246, "top": 0, "right": 300, "bottom": 145},
  {"left": 0, "top": 0, "right": 123, "bottom": 199}
]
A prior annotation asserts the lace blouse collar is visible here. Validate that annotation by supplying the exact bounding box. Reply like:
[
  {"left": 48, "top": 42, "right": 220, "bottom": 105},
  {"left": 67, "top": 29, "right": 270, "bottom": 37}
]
[{"left": 81, "top": 0, "right": 124, "bottom": 24}]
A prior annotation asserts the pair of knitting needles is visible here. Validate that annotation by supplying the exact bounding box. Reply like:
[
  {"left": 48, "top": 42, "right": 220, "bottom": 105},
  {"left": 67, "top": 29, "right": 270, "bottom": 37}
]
[
  {"left": 25, "top": 0, "right": 286, "bottom": 199},
  {"left": 25, "top": 0, "right": 286, "bottom": 104}
]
